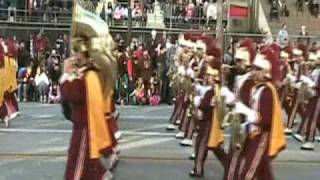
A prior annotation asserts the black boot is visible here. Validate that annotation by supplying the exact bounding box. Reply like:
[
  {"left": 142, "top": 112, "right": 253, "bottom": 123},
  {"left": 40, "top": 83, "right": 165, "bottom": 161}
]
[{"left": 189, "top": 168, "right": 204, "bottom": 178}]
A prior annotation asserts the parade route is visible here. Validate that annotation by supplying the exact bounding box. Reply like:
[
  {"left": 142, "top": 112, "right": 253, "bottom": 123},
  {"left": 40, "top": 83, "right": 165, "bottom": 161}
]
[{"left": 0, "top": 103, "right": 320, "bottom": 180}]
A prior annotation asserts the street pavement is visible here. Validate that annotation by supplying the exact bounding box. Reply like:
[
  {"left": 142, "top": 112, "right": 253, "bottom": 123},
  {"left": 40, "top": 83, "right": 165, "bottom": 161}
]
[{"left": 0, "top": 102, "right": 320, "bottom": 180}]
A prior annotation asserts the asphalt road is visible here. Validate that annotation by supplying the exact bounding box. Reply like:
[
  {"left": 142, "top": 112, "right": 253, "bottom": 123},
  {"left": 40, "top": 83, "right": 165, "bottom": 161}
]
[{"left": 0, "top": 103, "right": 319, "bottom": 180}]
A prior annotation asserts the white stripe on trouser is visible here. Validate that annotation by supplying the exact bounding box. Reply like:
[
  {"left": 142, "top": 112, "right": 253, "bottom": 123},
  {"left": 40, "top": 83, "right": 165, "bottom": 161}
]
[
  {"left": 309, "top": 99, "right": 320, "bottom": 141},
  {"left": 245, "top": 133, "right": 268, "bottom": 180},
  {"left": 227, "top": 150, "right": 241, "bottom": 180},
  {"left": 74, "top": 128, "right": 87, "bottom": 180}
]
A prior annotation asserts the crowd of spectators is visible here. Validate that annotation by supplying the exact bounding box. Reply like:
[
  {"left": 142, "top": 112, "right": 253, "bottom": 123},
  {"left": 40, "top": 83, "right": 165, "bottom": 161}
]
[
  {"left": 0, "top": 0, "right": 226, "bottom": 29},
  {"left": 269, "top": 0, "right": 320, "bottom": 22},
  {"left": 0, "top": 0, "right": 153, "bottom": 26},
  {"left": 4, "top": 32, "right": 69, "bottom": 103},
  {"left": 2, "top": 30, "right": 174, "bottom": 106},
  {"left": 97, "top": 1, "right": 147, "bottom": 26},
  {"left": 0, "top": 0, "right": 72, "bottom": 22},
  {"left": 112, "top": 30, "right": 175, "bottom": 106},
  {"left": 162, "top": 0, "right": 225, "bottom": 29}
]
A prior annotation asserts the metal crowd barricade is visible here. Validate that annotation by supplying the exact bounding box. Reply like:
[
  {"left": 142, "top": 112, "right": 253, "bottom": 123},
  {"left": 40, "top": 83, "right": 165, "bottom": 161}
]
[{"left": 0, "top": 8, "right": 230, "bottom": 30}]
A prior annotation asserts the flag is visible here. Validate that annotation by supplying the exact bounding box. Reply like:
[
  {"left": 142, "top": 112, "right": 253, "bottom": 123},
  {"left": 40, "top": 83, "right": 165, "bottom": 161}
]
[{"left": 229, "top": 4, "right": 249, "bottom": 18}]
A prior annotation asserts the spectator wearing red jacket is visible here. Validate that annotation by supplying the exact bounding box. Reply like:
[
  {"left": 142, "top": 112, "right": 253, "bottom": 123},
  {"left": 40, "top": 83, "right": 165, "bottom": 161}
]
[{"left": 34, "top": 33, "right": 48, "bottom": 57}]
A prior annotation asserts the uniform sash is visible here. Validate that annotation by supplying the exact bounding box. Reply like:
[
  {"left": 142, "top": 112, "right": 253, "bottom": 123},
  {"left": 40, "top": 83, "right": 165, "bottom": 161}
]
[
  {"left": 208, "top": 84, "right": 224, "bottom": 148},
  {"left": 265, "top": 82, "right": 286, "bottom": 157},
  {"left": 85, "top": 71, "right": 112, "bottom": 159}
]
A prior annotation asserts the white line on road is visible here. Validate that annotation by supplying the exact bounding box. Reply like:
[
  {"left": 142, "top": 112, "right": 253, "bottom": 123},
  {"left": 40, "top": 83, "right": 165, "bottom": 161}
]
[
  {"left": 119, "top": 137, "right": 173, "bottom": 151},
  {"left": 124, "top": 124, "right": 168, "bottom": 132},
  {"left": 0, "top": 128, "right": 71, "bottom": 133},
  {"left": 120, "top": 115, "right": 170, "bottom": 120},
  {"left": 0, "top": 128, "right": 233, "bottom": 137},
  {"left": 0, "top": 128, "right": 177, "bottom": 136},
  {"left": 1, "top": 128, "right": 302, "bottom": 141}
]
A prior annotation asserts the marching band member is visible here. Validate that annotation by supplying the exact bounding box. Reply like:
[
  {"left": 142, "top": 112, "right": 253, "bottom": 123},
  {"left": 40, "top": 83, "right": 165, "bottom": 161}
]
[
  {"left": 60, "top": 4, "right": 117, "bottom": 180},
  {"left": 167, "top": 32, "right": 195, "bottom": 132},
  {"left": 180, "top": 35, "right": 209, "bottom": 147},
  {"left": 285, "top": 44, "right": 309, "bottom": 134},
  {"left": 224, "top": 38, "right": 257, "bottom": 179},
  {"left": 279, "top": 46, "right": 294, "bottom": 105},
  {"left": 175, "top": 51, "right": 194, "bottom": 139},
  {"left": 225, "top": 38, "right": 256, "bottom": 91},
  {"left": 294, "top": 51, "right": 320, "bottom": 150},
  {"left": 0, "top": 36, "right": 19, "bottom": 127},
  {"left": 178, "top": 35, "right": 198, "bottom": 145},
  {"left": 225, "top": 47, "right": 286, "bottom": 180},
  {"left": 190, "top": 41, "right": 228, "bottom": 177},
  {"left": 0, "top": 37, "right": 8, "bottom": 126}
]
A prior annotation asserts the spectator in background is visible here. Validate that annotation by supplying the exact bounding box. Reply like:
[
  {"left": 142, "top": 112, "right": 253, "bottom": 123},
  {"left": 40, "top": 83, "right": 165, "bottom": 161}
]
[
  {"left": 139, "top": 50, "right": 153, "bottom": 93},
  {"left": 270, "top": 0, "right": 280, "bottom": 21},
  {"left": 296, "top": 0, "right": 304, "bottom": 13},
  {"left": 47, "top": 49, "right": 60, "bottom": 68},
  {"left": 185, "top": 1, "right": 195, "bottom": 22},
  {"left": 8, "top": 0, "right": 18, "bottom": 22},
  {"left": 277, "top": 23, "right": 289, "bottom": 48},
  {"left": 55, "top": 34, "right": 64, "bottom": 56},
  {"left": 131, "top": 77, "right": 146, "bottom": 105},
  {"left": 17, "top": 0, "right": 27, "bottom": 20},
  {"left": 33, "top": 0, "right": 45, "bottom": 21},
  {"left": 106, "top": 2, "right": 113, "bottom": 25},
  {"left": 63, "top": 34, "right": 69, "bottom": 58},
  {"left": 116, "top": 50, "right": 129, "bottom": 104},
  {"left": 146, "top": 0, "right": 154, "bottom": 13},
  {"left": 280, "top": 0, "right": 290, "bottom": 17},
  {"left": 34, "top": 33, "right": 48, "bottom": 67},
  {"left": 163, "top": 1, "right": 171, "bottom": 24},
  {"left": 49, "top": 0, "right": 60, "bottom": 22},
  {"left": 156, "top": 45, "right": 167, "bottom": 102},
  {"left": 26, "top": 33, "right": 35, "bottom": 60},
  {"left": 133, "top": 2, "right": 142, "bottom": 26},
  {"left": 46, "top": 49, "right": 61, "bottom": 83},
  {"left": 223, "top": 46, "right": 233, "bottom": 65},
  {"left": 122, "top": 5, "right": 129, "bottom": 23},
  {"left": 297, "top": 25, "right": 310, "bottom": 46},
  {"left": 48, "top": 81, "right": 61, "bottom": 103},
  {"left": 203, "top": 0, "right": 209, "bottom": 18},
  {"left": 134, "top": 44, "right": 144, "bottom": 60},
  {"left": 42, "top": 0, "right": 50, "bottom": 22},
  {"left": 113, "top": 4, "right": 122, "bottom": 24},
  {"left": 206, "top": 0, "right": 217, "bottom": 27},
  {"left": 17, "top": 67, "right": 28, "bottom": 102},
  {"left": 35, "top": 66, "right": 49, "bottom": 103},
  {"left": 17, "top": 41, "right": 30, "bottom": 70},
  {"left": 193, "top": 0, "right": 202, "bottom": 21},
  {"left": 175, "top": 0, "right": 185, "bottom": 23},
  {"left": 0, "top": 0, "right": 7, "bottom": 20},
  {"left": 147, "top": 30, "right": 159, "bottom": 69},
  {"left": 308, "top": 0, "right": 317, "bottom": 17},
  {"left": 149, "top": 75, "right": 161, "bottom": 106}
]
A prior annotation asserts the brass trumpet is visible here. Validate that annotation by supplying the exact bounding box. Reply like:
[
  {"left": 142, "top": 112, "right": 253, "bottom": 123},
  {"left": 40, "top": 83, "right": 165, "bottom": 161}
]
[{"left": 222, "top": 112, "right": 246, "bottom": 150}]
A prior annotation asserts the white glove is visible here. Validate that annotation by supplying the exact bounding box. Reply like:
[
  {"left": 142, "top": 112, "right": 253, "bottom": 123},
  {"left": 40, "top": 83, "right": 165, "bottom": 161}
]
[
  {"left": 59, "top": 73, "right": 70, "bottom": 84},
  {"left": 194, "top": 96, "right": 201, "bottom": 108},
  {"left": 234, "top": 102, "right": 258, "bottom": 123},
  {"left": 197, "top": 110, "right": 203, "bottom": 120},
  {"left": 221, "top": 86, "right": 236, "bottom": 105},
  {"left": 294, "top": 82, "right": 303, "bottom": 89},
  {"left": 300, "top": 75, "right": 316, "bottom": 88},
  {"left": 286, "top": 74, "right": 297, "bottom": 83}
]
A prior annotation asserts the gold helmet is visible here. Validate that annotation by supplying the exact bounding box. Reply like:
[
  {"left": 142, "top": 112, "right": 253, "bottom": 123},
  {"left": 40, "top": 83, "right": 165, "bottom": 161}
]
[{"left": 71, "top": 1, "right": 117, "bottom": 96}]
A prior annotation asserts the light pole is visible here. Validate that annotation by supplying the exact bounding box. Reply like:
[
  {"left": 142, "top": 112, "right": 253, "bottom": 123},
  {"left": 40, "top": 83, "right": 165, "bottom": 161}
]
[
  {"left": 216, "top": 0, "right": 224, "bottom": 52},
  {"left": 127, "top": 0, "right": 133, "bottom": 45}
]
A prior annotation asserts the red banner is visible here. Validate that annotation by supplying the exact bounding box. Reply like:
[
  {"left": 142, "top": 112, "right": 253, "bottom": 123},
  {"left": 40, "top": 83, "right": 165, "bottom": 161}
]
[{"left": 229, "top": 5, "right": 249, "bottom": 18}]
